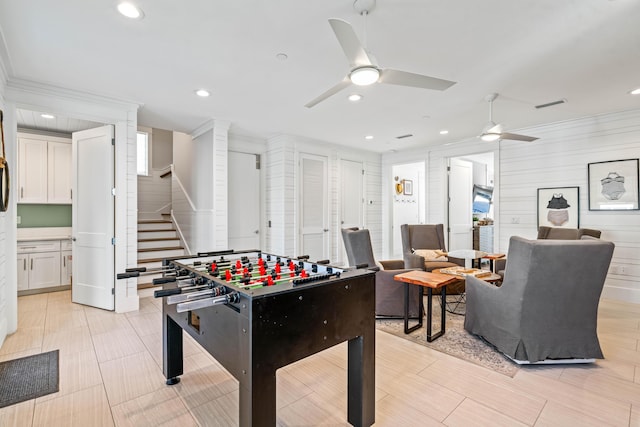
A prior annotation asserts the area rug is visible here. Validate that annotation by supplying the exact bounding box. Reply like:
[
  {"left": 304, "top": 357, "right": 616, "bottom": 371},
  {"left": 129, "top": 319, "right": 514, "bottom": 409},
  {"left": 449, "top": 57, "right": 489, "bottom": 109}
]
[
  {"left": 0, "top": 350, "right": 59, "bottom": 408},
  {"left": 376, "top": 298, "right": 519, "bottom": 377}
]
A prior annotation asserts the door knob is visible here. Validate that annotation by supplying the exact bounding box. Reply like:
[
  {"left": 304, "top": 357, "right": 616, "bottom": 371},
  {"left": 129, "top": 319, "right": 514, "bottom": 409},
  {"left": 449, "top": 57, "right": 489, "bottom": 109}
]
[{"left": 72, "top": 237, "right": 77, "bottom": 241}]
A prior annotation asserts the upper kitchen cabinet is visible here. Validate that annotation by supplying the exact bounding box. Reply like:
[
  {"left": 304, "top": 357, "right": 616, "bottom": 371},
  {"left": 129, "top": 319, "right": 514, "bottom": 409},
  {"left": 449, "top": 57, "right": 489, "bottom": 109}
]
[{"left": 18, "top": 133, "right": 72, "bottom": 204}]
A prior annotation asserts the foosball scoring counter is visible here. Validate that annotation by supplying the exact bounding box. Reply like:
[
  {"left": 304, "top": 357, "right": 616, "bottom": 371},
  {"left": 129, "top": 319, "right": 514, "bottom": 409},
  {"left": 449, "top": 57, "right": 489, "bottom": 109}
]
[{"left": 120, "top": 250, "right": 376, "bottom": 427}]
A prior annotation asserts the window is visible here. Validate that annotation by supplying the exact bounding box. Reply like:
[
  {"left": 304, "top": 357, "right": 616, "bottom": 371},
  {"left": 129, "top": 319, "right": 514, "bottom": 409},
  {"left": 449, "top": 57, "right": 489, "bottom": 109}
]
[{"left": 137, "top": 131, "right": 149, "bottom": 176}]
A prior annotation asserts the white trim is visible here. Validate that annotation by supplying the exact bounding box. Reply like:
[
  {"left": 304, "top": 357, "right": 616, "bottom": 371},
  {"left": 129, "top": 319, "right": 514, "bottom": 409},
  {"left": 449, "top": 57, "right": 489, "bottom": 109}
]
[
  {"left": 171, "top": 210, "right": 191, "bottom": 255},
  {"left": 172, "top": 165, "right": 197, "bottom": 212}
]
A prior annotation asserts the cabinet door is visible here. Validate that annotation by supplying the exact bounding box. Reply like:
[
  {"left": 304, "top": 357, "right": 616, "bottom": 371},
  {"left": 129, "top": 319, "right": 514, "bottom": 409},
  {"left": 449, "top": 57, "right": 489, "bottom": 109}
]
[
  {"left": 48, "top": 141, "right": 73, "bottom": 204},
  {"left": 28, "top": 252, "right": 61, "bottom": 289},
  {"left": 17, "top": 254, "right": 29, "bottom": 291},
  {"left": 18, "top": 138, "right": 48, "bottom": 203},
  {"left": 60, "top": 250, "right": 72, "bottom": 285}
]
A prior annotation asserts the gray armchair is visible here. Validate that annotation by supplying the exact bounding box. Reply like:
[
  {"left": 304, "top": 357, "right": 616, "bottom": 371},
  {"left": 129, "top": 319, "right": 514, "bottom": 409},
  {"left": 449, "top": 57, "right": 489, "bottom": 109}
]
[
  {"left": 400, "top": 224, "right": 464, "bottom": 293},
  {"left": 495, "top": 226, "right": 602, "bottom": 276},
  {"left": 341, "top": 227, "right": 421, "bottom": 318},
  {"left": 464, "top": 236, "right": 615, "bottom": 363},
  {"left": 537, "top": 226, "right": 602, "bottom": 239}
]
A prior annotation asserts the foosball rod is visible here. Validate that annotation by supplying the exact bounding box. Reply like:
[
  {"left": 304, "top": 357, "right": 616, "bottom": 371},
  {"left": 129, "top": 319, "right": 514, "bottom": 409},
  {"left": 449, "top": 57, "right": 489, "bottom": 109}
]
[{"left": 176, "top": 292, "right": 239, "bottom": 313}]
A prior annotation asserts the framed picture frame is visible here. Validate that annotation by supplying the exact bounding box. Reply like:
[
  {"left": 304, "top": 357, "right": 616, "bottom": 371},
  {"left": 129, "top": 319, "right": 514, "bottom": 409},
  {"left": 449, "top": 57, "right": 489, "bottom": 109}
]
[
  {"left": 537, "top": 186, "right": 579, "bottom": 229},
  {"left": 588, "top": 159, "right": 639, "bottom": 211},
  {"left": 403, "top": 179, "right": 413, "bottom": 196}
]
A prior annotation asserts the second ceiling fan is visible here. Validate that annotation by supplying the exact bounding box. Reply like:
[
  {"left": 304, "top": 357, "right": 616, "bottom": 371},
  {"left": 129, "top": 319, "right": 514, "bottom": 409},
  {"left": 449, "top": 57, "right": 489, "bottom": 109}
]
[
  {"left": 305, "top": 0, "right": 456, "bottom": 108},
  {"left": 479, "top": 93, "right": 539, "bottom": 142}
]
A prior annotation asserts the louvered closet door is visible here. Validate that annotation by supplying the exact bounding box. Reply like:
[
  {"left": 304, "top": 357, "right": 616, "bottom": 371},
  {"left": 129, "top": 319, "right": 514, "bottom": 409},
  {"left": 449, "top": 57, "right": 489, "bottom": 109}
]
[
  {"left": 339, "top": 159, "right": 364, "bottom": 264},
  {"left": 300, "top": 154, "right": 328, "bottom": 262}
]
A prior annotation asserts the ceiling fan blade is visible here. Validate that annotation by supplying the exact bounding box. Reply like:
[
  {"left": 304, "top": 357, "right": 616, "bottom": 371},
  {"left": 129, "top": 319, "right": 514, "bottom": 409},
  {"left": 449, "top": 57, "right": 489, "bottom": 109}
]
[
  {"left": 500, "top": 132, "right": 539, "bottom": 142},
  {"left": 304, "top": 78, "right": 352, "bottom": 108},
  {"left": 329, "top": 18, "right": 374, "bottom": 67},
  {"left": 379, "top": 68, "right": 456, "bottom": 91}
]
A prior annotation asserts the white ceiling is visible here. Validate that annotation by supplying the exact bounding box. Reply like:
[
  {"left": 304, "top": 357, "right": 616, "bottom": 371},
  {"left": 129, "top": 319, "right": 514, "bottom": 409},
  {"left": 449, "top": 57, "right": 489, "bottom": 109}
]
[{"left": 1, "top": 0, "right": 639, "bottom": 152}]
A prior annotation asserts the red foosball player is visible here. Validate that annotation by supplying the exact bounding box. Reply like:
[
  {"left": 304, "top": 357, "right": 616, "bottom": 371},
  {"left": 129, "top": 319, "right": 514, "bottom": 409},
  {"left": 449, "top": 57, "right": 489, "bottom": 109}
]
[{"left": 225, "top": 270, "right": 232, "bottom": 281}]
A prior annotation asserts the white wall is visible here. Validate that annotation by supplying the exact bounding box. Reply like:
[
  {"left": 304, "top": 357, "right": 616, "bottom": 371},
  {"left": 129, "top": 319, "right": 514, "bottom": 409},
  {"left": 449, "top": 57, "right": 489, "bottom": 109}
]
[
  {"left": 171, "top": 121, "right": 229, "bottom": 254},
  {"left": 264, "top": 134, "right": 382, "bottom": 263},
  {"left": 0, "top": 47, "right": 11, "bottom": 346},
  {"left": 383, "top": 108, "right": 640, "bottom": 303}
]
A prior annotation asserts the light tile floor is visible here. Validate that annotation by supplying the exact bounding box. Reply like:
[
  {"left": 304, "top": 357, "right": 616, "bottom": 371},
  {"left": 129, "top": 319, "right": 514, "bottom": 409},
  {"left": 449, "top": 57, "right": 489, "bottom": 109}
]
[{"left": 0, "top": 289, "right": 639, "bottom": 426}]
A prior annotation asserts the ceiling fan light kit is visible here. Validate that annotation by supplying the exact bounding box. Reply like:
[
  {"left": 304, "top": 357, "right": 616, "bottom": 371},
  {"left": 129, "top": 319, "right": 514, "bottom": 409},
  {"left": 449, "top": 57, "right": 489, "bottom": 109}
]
[{"left": 349, "top": 66, "right": 379, "bottom": 85}]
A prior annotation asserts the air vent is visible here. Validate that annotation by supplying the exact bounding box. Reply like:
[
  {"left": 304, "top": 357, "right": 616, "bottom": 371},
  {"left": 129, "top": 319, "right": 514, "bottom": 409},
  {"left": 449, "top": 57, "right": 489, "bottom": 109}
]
[
  {"left": 535, "top": 99, "right": 567, "bottom": 109},
  {"left": 396, "top": 133, "right": 413, "bottom": 139}
]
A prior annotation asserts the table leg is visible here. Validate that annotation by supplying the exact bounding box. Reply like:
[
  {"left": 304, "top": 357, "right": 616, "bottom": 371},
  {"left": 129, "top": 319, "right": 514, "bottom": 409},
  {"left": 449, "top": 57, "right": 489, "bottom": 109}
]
[
  {"left": 404, "top": 283, "right": 423, "bottom": 334},
  {"left": 426, "top": 286, "right": 446, "bottom": 342}
]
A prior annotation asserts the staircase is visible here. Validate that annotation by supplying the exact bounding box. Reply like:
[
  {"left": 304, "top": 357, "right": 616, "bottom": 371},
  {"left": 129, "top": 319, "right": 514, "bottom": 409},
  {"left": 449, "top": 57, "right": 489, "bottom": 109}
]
[{"left": 137, "top": 216, "right": 185, "bottom": 289}]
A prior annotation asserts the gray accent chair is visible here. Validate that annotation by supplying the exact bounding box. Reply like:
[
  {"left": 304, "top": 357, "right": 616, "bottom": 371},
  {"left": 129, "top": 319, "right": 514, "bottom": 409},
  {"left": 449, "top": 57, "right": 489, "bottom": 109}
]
[
  {"left": 537, "top": 226, "right": 602, "bottom": 239},
  {"left": 341, "top": 227, "right": 421, "bottom": 318},
  {"left": 400, "top": 224, "right": 464, "bottom": 293},
  {"left": 495, "top": 226, "right": 602, "bottom": 276},
  {"left": 464, "top": 236, "right": 615, "bottom": 363}
]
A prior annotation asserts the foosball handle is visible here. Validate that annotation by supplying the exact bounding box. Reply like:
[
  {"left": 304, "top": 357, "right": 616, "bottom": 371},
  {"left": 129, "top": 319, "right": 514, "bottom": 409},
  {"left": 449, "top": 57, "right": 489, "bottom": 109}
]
[
  {"left": 116, "top": 272, "right": 139, "bottom": 279},
  {"left": 153, "top": 277, "right": 177, "bottom": 285},
  {"left": 154, "top": 288, "right": 182, "bottom": 298}
]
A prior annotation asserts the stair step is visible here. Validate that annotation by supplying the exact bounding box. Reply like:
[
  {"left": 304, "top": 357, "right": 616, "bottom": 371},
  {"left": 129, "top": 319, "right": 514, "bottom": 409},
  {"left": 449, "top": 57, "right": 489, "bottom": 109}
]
[
  {"left": 138, "top": 238, "right": 181, "bottom": 249},
  {"left": 138, "top": 221, "right": 174, "bottom": 231},
  {"left": 138, "top": 247, "right": 185, "bottom": 260},
  {"left": 138, "top": 230, "right": 177, "bottom": 239}
]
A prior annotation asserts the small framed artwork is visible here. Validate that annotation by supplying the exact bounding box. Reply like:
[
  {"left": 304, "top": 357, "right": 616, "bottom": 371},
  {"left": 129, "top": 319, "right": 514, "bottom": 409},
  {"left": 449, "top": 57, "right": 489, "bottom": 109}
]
[
  {"left": 537, "top": 186, "right": 580, "bottom": 229},
  {"left": 403, "top": 179, "right": 413, "bottom": 196},
  {"left": 588, "top": 159, "right": 639, "bottom": 211}
]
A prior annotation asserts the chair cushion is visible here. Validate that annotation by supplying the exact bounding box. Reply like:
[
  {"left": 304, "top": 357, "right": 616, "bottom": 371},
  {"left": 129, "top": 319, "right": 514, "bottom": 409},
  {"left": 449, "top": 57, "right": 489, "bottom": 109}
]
[{"left": 412, "top": 248, "right": 448, "bottom": 261}]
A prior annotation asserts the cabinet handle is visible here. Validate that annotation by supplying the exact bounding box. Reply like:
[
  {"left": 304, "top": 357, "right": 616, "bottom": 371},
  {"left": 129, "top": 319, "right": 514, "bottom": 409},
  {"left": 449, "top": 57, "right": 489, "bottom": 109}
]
[
  {"left": 21, "top": 187, "right": 24, "bottom": 198},
  {"left": 30, "top": 259, "right": 33, "bottom": 270},
  {"left": 23, "top": 259, "right": 26, "bottom": 270},
  {"left": 63, "top": 256, "right": 66, "bottom": 267},
  {"left": 70, "top": 189, "right": 72, "bottom": 199}
]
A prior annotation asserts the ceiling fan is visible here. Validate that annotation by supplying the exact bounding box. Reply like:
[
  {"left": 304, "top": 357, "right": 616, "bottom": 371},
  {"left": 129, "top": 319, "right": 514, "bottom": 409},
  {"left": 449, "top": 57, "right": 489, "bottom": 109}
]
[
  {"left": 305, "top": 0, "right": 456, "bottom": 108},
  {"left": 479, "top": 93, "right": 539, "bottom": 142}
]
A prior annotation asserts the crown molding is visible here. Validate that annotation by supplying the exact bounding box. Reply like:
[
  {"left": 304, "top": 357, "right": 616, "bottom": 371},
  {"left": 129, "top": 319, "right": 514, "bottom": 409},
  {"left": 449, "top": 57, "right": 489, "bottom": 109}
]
[
  {"left": 6, "top": 78, "right": 141, "bottom": 112},
  {"left": 191, "top": 119, "right": 231, "bottom": 140}
]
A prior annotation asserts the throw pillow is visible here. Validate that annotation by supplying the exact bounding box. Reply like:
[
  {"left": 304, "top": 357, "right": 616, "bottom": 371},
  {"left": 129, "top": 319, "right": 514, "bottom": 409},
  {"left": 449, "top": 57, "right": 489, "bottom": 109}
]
[{"left": 412, "top": 248, "right": 448, "bottom": 261}]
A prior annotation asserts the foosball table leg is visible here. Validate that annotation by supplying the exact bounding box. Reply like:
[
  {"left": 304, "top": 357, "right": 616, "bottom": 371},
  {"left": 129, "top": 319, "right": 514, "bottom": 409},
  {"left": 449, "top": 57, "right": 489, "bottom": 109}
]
[{"left": 163, "top": 313, "right": 184, "bottom": 385}]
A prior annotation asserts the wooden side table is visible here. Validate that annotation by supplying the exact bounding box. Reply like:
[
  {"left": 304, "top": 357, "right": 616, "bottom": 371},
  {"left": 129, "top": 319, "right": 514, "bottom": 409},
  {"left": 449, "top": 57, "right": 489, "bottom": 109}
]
[
  {"left": 393, "top": 271, "right": 457, "bottom": 342},
  {"left": 483, "top": 253, "right": 506, "bottom": 273}
]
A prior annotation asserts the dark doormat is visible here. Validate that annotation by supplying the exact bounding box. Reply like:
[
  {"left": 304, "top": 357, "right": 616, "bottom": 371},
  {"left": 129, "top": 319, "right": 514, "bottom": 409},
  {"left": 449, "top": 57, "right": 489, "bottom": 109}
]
[{"left": 0, "top": 350, "right": 59, "bottom": 408}]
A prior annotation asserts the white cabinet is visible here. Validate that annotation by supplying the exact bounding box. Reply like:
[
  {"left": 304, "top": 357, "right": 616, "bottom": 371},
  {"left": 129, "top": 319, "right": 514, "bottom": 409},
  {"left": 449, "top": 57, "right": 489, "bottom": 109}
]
[
  {"left": 48, "top": 141, "right": 73, "bottom": 203},
  {"left": 17, "top": 240, "right": 63, "bottom": 291},
  {"left": 18, "top": 133, "right": 72, "bottom": 204},
  {"left": 61, "top": 240, "right": 72, "bottom": 285},
  {"left": 17, "top": 137, "right": 48, "bottom": 203}
]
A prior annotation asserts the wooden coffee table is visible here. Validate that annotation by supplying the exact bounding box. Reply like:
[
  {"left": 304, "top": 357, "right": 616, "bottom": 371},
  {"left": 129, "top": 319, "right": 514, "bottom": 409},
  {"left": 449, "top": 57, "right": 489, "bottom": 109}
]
[
  {"left": 393, "top": 271, "right": 458, "bottom": 342},
  {"left": 432, "top": 268, "right": 502, "bottom": 315}
]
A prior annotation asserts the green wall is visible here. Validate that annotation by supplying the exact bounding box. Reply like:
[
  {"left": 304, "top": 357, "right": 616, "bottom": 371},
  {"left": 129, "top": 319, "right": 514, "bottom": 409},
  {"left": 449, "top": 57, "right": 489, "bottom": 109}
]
[{"left": 17, "top": 204, "right": 72, "bottom": 228}]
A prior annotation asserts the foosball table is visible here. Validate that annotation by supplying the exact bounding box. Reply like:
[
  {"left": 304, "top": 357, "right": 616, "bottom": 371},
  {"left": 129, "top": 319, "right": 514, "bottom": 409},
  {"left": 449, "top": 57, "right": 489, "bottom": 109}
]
[{"left": 119, "top": 250, "right": 376, "bottom": 426}]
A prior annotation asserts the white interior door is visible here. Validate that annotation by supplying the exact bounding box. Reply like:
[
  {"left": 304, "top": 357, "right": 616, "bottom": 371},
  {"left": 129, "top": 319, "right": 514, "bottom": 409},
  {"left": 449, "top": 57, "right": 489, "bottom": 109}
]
[
  {"left": 228, "top": 151, "right": 260, "bottom": 250},
  {"left": 72, "top": 125, "right": 115, "bottom": 310},
  {"left": 448, "top": 157, "right": 473, "bottom": 251},
  {"left": 300, "top": 154, "right": 328, "bottom": 262},
  {"left": 339, "top": 159, "right": 363, "bottom": 264}
]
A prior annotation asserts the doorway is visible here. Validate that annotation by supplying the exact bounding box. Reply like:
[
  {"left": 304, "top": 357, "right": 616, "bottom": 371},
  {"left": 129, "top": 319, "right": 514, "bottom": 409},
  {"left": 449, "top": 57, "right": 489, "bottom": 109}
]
[
  {"left": 447, "top": 152, "right": 495, "bottom": 252},
  {"left": 15, "top": 108, "right": 115, "bottom": 309},
  {"left": 299, "top": 153, "right": 329, "bottom": 261}
]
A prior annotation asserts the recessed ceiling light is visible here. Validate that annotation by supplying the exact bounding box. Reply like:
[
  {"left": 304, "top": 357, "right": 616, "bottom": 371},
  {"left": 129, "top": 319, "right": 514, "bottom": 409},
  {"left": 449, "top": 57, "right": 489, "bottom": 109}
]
[
  {"left": 439, "top": 130, "right": 449, "bottom": 135},
  {"left": 195, "top": 89, "right": 210, "bottom": 97},
  {"left": 365, "top": 135, "right": 374, "bottom": 140},
  {"left": 348, "top": 94, "right": 363, "bottom": 102},
  {"left": 41, "top": 114, "right": 55, "bottom": 119},
  {"left": 117, "top": 2, "right": 144, "bottom": 19},
  {"left": 275, "top": 53, "right": 288, "bottom": 61},
  {"left": 630, "top": 87, "right": 640, "bottom": 95}
]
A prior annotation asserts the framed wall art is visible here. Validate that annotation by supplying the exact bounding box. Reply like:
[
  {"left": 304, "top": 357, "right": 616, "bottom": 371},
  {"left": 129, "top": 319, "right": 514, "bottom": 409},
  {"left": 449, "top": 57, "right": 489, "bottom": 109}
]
[
  {"left": 537, "top": 186, "right": 579, "bottom": 229},
  {"left": 588, "top": 159, "right": 639, "bottom": 211},
  {"left": 403, "top": 179, "right": 413, "bottom": 196}
]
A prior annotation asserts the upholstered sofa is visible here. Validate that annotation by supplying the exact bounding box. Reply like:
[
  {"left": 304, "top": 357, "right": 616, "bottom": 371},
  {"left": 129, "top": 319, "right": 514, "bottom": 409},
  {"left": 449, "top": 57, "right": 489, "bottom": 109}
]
[{"left": 464, "top": 236, "right": 615, "bottom": 363}]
